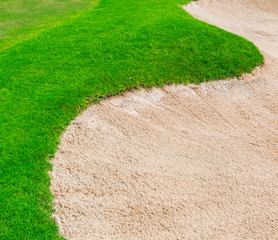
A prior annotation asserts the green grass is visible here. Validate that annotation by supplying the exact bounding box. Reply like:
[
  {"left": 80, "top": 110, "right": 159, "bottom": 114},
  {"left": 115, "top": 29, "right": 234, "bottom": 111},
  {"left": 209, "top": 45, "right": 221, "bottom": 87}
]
[
  {"left": 0, "top": 0, "right": 97, "bottom": 52},
  {"left": 0, "top": 0, "right": 263, "bottom": 239}
]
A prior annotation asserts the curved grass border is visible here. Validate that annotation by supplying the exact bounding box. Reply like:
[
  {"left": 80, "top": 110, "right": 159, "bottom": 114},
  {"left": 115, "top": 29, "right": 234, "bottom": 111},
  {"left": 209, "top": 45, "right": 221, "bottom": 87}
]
[{"left": 0, "top": 0, "right": 263, "bottom": 239}]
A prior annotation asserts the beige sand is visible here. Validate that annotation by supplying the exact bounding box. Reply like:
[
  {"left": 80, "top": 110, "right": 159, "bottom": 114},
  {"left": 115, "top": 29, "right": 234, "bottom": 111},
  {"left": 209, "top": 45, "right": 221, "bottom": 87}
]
[
  {"left": 249, "top": 0, "right": 278, "bottom": 15},
  {"left": 51, "top": 1, "right": 278, "bottom": 239}
]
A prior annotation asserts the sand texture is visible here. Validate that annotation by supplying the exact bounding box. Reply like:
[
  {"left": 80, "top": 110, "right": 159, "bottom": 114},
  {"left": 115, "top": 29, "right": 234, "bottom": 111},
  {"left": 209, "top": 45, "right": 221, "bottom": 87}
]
[{"left": 51, "top": 0, "right": 278, "bottom": 239}]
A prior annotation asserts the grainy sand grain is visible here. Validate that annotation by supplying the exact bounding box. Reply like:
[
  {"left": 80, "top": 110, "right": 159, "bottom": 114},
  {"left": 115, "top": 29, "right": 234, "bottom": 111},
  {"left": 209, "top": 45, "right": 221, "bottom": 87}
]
[{"left": 51, "top": 1, "right": 278, "bottom": 239}]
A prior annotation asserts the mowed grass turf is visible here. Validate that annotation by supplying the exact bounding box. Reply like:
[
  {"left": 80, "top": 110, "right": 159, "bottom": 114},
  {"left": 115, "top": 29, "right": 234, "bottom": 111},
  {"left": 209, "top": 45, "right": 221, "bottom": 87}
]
[
  {"left": 0, "top": 0, "right": 96, "bottom": 52},
  {"left": 0, "top": 0, "right": 263, "bottom": 239}
]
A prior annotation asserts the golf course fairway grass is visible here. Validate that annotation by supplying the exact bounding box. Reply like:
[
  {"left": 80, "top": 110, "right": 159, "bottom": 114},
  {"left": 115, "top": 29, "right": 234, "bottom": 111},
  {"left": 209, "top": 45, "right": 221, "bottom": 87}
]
[
  {"left": 0, "top": 0, "right": 263, "bottom": 239},
  {"left": 0, "top": 0, "right": 97, "bottom": 52}
]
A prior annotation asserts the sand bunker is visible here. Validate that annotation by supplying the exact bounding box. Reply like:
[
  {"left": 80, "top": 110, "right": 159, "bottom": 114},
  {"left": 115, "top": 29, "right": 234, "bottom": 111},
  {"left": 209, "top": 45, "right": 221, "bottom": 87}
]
[
  {"left": 51, "top": 0, "right": 278, "bottom": 239},
  {"left": 185, "top": 0, "right": 278, "bottom": 58},
  {"left": 249, "top": 0, "right": 278, "bottom": 15}
]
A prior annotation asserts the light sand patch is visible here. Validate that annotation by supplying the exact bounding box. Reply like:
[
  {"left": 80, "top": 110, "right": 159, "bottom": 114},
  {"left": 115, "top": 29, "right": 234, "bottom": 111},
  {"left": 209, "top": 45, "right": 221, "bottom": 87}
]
[
  {"left": 184, "top": 0, "right": 278, "bottom": 58},
  {"left": 249, "top": 0, "right": 278, "bottom": 15},
  {"left": 51, "top": 1, "right": 278, "bottom": 239}
]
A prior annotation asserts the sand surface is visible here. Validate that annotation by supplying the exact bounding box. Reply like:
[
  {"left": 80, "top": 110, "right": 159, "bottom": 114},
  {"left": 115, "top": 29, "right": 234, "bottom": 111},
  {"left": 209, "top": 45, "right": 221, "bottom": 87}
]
[{"left": 51, "top": 0, "right": 278, "bottom": 239}]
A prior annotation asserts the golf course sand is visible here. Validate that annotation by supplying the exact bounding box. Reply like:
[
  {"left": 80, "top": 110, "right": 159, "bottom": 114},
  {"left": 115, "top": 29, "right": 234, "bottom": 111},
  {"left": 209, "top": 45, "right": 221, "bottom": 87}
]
[{"left": 51, "top": 0, "right": 278, "bottom": 239}]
